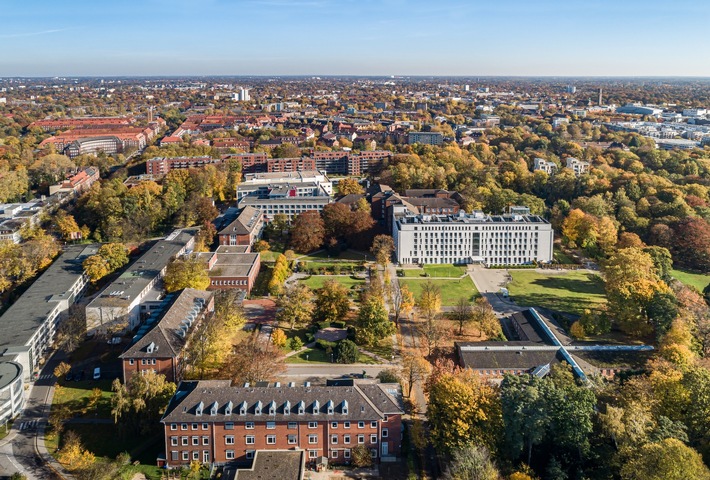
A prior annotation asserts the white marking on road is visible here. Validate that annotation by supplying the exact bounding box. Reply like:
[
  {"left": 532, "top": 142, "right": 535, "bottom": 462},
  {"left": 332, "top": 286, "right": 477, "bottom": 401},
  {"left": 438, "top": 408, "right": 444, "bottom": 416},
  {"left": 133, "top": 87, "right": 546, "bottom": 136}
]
[{"left": 19, "top": 422, "right": 25, "bottom": 430}]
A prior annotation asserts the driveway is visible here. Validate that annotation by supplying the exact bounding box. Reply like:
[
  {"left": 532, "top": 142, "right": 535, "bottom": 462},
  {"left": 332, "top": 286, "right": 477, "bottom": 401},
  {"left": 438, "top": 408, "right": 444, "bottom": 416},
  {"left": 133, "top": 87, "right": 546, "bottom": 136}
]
[{"left": 468, "top": 266, "right": 524, "bottom": 317}]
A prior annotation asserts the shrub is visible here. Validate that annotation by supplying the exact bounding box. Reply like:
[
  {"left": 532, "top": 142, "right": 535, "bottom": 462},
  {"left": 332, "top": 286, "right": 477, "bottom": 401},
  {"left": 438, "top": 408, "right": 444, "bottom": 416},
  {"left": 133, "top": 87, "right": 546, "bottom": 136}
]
[
  {"left": 335, "top": 339, "right": 359, "bottom": 364},
  {"left": 289, "top": 336, "right": 304, "bottom": 351},
  {"left": 331, "top": 321, "right": 346, "bottom": 329},
  {"left": 316, "top": 339, "right": 337, "bottom": 350},
  {"left": 351, "top": 445, "right": 373, "bottom": 467},
  {"left": 271, "top": 329, "right": 287, "bottom": 348},
  {"left": 377, "top": 369, "right": 400, "bottom": 384}
]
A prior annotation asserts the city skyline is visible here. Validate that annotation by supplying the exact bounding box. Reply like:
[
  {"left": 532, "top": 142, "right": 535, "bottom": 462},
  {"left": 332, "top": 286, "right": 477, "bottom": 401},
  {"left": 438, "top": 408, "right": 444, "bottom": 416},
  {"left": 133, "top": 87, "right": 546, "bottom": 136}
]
[{"left": 2, "top": 0, "right": 710, "bottom": 77}]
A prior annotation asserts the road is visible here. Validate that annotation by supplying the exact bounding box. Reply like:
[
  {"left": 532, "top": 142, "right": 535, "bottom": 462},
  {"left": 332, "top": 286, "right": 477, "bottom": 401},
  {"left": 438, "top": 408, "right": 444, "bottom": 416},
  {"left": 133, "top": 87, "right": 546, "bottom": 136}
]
[{"left": 468, "top": 266, "right": 524, "bottom": 317}]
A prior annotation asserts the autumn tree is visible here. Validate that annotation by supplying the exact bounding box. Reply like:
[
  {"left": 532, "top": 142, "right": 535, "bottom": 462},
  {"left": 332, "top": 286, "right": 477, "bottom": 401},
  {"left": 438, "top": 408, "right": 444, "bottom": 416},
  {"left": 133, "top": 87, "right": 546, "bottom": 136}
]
[
  {"left": 337, "top": 177, "right": 365, "bottom": 196},
  {"left": 451, "top": 298, "right": 473, "bottom": 335},
  {"left": 276, "top": 283, "right": 314, "bottom": 328},
  {"left": 82, "top": 242, "right": 129, "bottom": 283},
  {"left": 54, "top": 361, "right": 71, "bottom": 378},
  {"left": 314, "top": 279, "right": 350, "bottom": 323},
  {"left": 271, "top": 329, "right": 287, "bottom": 348},
  {"left": 222, "top": 336, "right": 286, "bottom": 384},
  {"left": 443, "top": 444, "right": 501, "bottom": 480},
  {"left": 56, "top": 305, "right": 86, "bottom": 353},
  {"left": 111, "top": 371, "right": 176, "bottom": 436},
  {"left": 620, "top": 438, "right": 710, "bottom": 480},
  {"left": 672, "top": 217, "right": 710, "bottom": 273},
  {"left": 290, "top": 211, "right": 325, "bottom": 253},
  {"left": 371, "top": 234, "right": 395, "bottom": 266},
  {"left": 163, "top": 255, "right": 210, "bottom": 292},
  {"left": 57, "top": 430, "right": 96, "bottom": 473},
  {"left": 472, "top": 297, "right": 502, "bottom": 339},
  {"left": 400, "top": 352, "right": 432, "bottom": 398},
  {"left": 417, "top": 280, "right": 441, "bottom": 321},
  {"left": 390, "top": 281, "right": 415, "bottom": 325},
  {"left": 54, "top": 211, "right": 84, "bottom": 242},
  {"left": 417, "top": 318, "right": 448, "bottom": 357}
]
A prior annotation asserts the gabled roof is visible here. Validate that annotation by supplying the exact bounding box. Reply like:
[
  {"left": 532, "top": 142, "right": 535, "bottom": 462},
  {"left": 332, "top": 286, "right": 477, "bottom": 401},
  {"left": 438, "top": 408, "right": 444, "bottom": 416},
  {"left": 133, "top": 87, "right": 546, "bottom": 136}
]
[{"left": 219, "top": 206, "right": 262, "bottom": 236}]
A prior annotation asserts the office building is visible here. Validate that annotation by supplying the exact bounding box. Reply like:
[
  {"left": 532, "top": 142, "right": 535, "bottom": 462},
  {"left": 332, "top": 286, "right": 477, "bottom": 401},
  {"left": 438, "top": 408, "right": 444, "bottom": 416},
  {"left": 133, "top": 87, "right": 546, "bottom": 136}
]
[
  {"left": 196, "top": 247, "right": 261, "bottom": 295},
  {"left": 218, "top": 207, "right": 264, "bottom": 247}
]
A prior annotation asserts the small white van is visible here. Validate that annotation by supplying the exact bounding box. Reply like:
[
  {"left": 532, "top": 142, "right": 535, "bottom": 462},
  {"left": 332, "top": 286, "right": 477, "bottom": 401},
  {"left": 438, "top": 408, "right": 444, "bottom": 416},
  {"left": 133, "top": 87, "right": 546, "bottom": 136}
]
[{"left": 93, "top": 367, "right": 101, "bottom": 380}]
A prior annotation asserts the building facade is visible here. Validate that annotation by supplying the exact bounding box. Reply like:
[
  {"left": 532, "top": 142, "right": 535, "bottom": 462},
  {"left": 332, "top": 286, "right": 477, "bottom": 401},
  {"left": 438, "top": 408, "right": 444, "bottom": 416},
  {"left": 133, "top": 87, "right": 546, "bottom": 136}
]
[
  {"left": 393, "top": 206, "right": 554, "bottom": 266},
  {"left": 0, "top": 359, "right": 25, "bottom": 425},
  {"left": 218, "top": 207, "right": 264, "bottom": 247},
  {"left": 161, "top": 380, "right": 404, "bottom": 468},
  {"left": 407, "top": 131, "right": 444, "bottom": 145}
]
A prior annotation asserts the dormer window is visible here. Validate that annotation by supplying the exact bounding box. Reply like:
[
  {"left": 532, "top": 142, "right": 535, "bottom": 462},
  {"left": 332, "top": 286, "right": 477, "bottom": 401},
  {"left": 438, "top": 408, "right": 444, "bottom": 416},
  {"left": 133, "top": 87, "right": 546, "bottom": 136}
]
[
  {"left": 210, "top": 401, "right": 218, "bottom": 416},
  {"left": 297, "top": 401, "right": 305, "bottom": 415},
  {"left": 239, "top": 401, "right": 247, "bottom": 416},
  {"left": 225, "top": 401, "right": 233, "bottom": 416},
  {"left": 313, "top": 400, "right": 320, "bottom": 415},
  {"left": 326, "top": 400, "right": 334, "bottom": 415},
  {"left": 255, "top": 400, "right": 263, "bottom": 415},
  {"left": 195, "top": 401, "right": 204, "bottom": 416},
  {"left": 146, "top": 341, "right": 157, "bottom": 354},
  {"left": 268, "top": 401, "right": 276, "bottom": 415},
  {"left": 284, "top": 401, "right": 291, "bottom": 415},
  {"left": 342, "top": 400, "right": 349, "bottom": 415}
]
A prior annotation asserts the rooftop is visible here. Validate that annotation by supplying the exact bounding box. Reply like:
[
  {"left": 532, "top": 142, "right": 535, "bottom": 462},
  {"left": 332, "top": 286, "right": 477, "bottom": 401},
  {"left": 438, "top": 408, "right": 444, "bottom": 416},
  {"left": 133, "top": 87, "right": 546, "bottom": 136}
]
[
  {"left": 0, "top": 359, "right": 22, "bottom": 390},
  {"left": 230, "top": 450, "right": 304, "bottom": 480}
]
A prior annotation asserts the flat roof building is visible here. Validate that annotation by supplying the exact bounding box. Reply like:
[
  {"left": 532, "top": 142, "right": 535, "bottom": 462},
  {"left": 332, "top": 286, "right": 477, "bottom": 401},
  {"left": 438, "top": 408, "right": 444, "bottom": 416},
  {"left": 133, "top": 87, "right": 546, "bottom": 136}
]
[{"left": 0, "top": 359, "right": 25, "bottom": 424}]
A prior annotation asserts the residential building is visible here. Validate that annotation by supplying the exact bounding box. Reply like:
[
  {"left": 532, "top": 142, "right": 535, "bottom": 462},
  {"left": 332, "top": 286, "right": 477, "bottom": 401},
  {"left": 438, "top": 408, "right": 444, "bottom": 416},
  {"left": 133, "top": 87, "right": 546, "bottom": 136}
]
[
  {"left": 85, "top": 230, "right": 197, "bottom": 335},
  {"left": 0, "top": 359, "right": 25, "bottom": 425},
  {"left": 0, "top": 245, "right": 98, "bottom": 381},
  {"left": 565, "top": 157, "right": 590, "bottom": 176},
  {"left": 160, "top": 380, "right": 404, "bottom": 468},
  {"left": 218, "top": 206, "right": 264, "bottom": 247},
  {"left": 196, "top": 247, "right": 261, "bottom": 295},
  {"left": 119, "top": 289, "right": 215, "bottom": 384},
  {"left": 533, "top": 158, "right": 557, "bottom": 175},
  {"left": 146, "top": 156, "right": 229, "bottom": 175},
  {"left": 392, "top": 206, "right": 554, "bottom": 266},
  {"left": 552, "top": 116, "right": 569, "bottom": 128},
  {"left": 49, "top": 167, "right": 100, "bottom": 195},
  {"left": 407, "top": 131, "right": 443, "bottom": 145},
  {"left": 229, "top": 450, "right": 305, "bottom": 480}
]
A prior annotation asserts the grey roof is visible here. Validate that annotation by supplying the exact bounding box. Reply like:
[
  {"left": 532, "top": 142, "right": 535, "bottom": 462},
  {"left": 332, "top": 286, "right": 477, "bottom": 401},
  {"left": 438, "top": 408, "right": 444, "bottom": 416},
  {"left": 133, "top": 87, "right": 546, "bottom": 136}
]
[
  {"left": 0, "top": 359, "right": 23, "bottom": 390},
  {"left": 233, "top": 451, "right": 304, "bottom": 480},
  {"left": 88, "top": 229, "right": 196, "bottom": 309},
  {"left": 119, "top": 289, "right": 213, "bottom": 359},
  {"left": 196, "top": 251, "right": 260, "bottom": 278},
  {"left": 0, "top": 244, "right": 98, "bottom": 350},
  {"left": 161, "top": 380, "right": 403, "bottom": 424},
  {"left": 219, "top": 206, "right": 262, "bottom": 236},
  {"left": 457, "top": 342, "right": 561, "bottom": 371}
]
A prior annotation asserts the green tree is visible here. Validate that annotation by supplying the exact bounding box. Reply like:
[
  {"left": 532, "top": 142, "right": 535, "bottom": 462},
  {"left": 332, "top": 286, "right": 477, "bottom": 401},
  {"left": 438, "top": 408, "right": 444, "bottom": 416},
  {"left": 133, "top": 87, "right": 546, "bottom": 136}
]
[
  {"left": 314, "top": 279, "right": 350, "bottom": 323},
  {"left": 620, "top": 438, "right": 710, "bottom": 480},
  {"left": 356, "top": 296, "right": 394, "bottom": 345},
  {"left": 163, "top": 255, "right": 210, "bottom": 292},
  {"left": 335, "top": 339, "right": 359, "bottom": 363},
  {"left": 443, "top": 444, "right": 501, "bottom": 480},
  {"left": 111, "top": 371, "right": 176, "bottom": 435}
]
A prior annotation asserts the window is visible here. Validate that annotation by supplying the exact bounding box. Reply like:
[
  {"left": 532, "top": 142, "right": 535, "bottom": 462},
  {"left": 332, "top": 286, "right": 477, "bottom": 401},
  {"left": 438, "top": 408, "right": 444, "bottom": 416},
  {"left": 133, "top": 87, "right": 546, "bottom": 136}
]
[
  {"left": 225, "top": 435, "right": 234, "bottom": 445},
  {"left": 202, "top": 423, "right": 209, "bottom": 430},
  {"left": 331, "top": 435, "right": 338, "bottom": 444},
  {"left": 358, "top": 422, "right": 365, "bottom": 429},
  {"left": 141, "top": 359, "right": 146, "bottom": 365},
  {"left": 129, "top": 359, "right": 134, "bottom": 365},
  {"left": 266, "top": 435, "right": 276, "bottom": 444},
  {"left": 225, "top": 422, "right": 234, "bottom": 430},
  {"left": 202, "top": 436, "right": 209, "bottom": 445},
  {"left": 358, "top": 435, "right": 365, "bottom": 444},
  {"left": 370, "top": 434, "right": 378, "bottom": 444},
  {"left": 344, "top": 435, "right": 350, "bottom": 444},
  {"left": 226, "top": 450, "right": 235, "bottom": 460},
  {"left": 288, "top": 434, "right": 297, "bottom": 445},
  {"left": 308, "top": 434, "right": 318, "bottom": 444},
  {"left": 171, "top": 424, "right": 177, "bottom": 431},
  {"left": 308, "top": 421, "right": 318, "bottom": 429},
  {"left": 382, "top": 428, "right": 388, "bottom": 438},
  {"left": 308, "top": 450, "right": 318, "bottom": 459},
  {"left": 192, "top": 436, "right": 199, "bottom": 446},
  {"left": 344, "top": 449, "right": 351, "bottom": 459},
  {"left": 370, "top": 449, "right": 378, "bottom": 458},
  {"left": 288, "top": 422, "right": 297, "bottom": 430},
  {"left": 182, "top": 451, "right": 189, "bottom": 461},
  {"left": 170, "top": 437, "right": 178, "bottom": 446},
  {"left": 245, "top": 435, "right": 255, "bottom": 445},
  {"left": 181, "top": 423, "right": 188, "bottom": 431},
  {"left": 266, "top": 421, "right": 275, "bottom": 430},
  {"left": 192, "top": 451, "right": 199, "bottom": 461},
  {"left": 192, "top": 423, "right": 198, "bottom": 430},
  {"left": 245, "top": 422, "right": 254, "bottom": 430},
  {"left": 171, "top": 451, "right": 178, "bottom": 461},
  {"left": 331, "top": 450, "right": 338, "bottom": 459},
  {"left": 343, "top": 421, "right": 350, "bottom": 429},
  {"left": 181, "top": 437, "right": 188, "bottom": 446},
  {"left": 331, "top": 422, "right": 338, "bottom": 429},
  {"left": 371, "top": 421, "right": 378, "bottom": 428},
  {"left": 246, "top": 450, "right": 254, "bottom": 460}
]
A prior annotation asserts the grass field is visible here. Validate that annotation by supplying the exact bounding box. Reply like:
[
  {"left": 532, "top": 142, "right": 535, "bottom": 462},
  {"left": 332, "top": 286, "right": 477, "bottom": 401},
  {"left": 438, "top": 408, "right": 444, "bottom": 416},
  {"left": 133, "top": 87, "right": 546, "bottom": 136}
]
[
  {"left": 52, "top": 379, "right": 115, "bottom": 418},
  {"left": 285, "top": 347, "right": 377, "bottom": 364},
  {"left": 508, "top": 270, "right": 607, "bottom": 316},
  {"left": 400, "top": 276, "right": 478, "bottom": 306},
  {"left": 553, "top": 248, "right": 577, "bottom": 265},
  {"left": 423, "top": 264, "right": 467, "bottom": 277},
  {"left": 302, "top": 249, "right": 373, "bottom": 261},
  {"left": 300, "top": 275, "right": 366, "bottom": 291},
  {"left": 671, "top": 269, "right": 710, "bottom": 292}
]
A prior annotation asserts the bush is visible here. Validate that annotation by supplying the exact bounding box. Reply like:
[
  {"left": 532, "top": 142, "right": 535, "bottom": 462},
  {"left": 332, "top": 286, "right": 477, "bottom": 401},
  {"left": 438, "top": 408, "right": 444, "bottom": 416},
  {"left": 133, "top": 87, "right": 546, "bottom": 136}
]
[
  {"left": 351, "top": 444, "right": 373, "bottom": 467},
  {"left": 289, "top": 336, "right": 304, "bottom": 351},
  {"left": 305, "top": 333, "right": 315, "bottom": 343},
  {"left": 377, "top": 369, "right": 400, "bottom": 384},
  {"left": 271, "top": 329, "right": 287, "bottom": 348},
  {"left": 318, "top": 321, "right": 331, "bottom": 330},
  {"left": 335, "top": 339, "right": 359, "bottom": 364},
  {"left": 316, "top": 339, "right": 337, "bottom": 350},
  {"left": 331, "top": 321, "right": 346, "bottom": 329}
]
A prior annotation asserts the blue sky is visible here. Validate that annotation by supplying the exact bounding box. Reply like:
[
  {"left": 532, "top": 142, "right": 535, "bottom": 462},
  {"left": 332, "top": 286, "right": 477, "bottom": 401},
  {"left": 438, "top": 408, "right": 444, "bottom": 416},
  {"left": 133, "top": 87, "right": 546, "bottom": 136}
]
[{"left": 2, "top": 0, "right": 709, "bottom": 77}]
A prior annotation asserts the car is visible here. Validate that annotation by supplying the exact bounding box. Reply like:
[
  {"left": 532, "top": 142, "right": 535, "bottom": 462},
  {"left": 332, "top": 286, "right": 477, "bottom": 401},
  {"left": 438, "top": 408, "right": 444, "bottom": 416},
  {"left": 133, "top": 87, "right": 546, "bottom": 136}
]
[
  {"left": 64, "top": 372, "right": 74, "bottom": 382},
  {"left": 93, "top": 367, "right": 101, "bottom": 380}
]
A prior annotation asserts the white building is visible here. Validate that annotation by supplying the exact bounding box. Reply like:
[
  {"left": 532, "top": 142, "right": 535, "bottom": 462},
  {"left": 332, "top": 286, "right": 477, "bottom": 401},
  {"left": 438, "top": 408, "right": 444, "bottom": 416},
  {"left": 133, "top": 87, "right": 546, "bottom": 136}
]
[
  {"left": 238, "top": 88, "right": 250, "bottom": 102},
  {"left": 682, "top": 108, "right": 707, "bottom": 118},
  {"left": 566, "top": 157, "right": 590, "bottom": 176},
  {"left": 393, "top": 206, "right": 554, "bottom": 266},
  {"left": 0, "top": 360, "right": 24, "bottom": 425},
  {"left": 533, "top": 158, "right": 558, "bottom": 175}
]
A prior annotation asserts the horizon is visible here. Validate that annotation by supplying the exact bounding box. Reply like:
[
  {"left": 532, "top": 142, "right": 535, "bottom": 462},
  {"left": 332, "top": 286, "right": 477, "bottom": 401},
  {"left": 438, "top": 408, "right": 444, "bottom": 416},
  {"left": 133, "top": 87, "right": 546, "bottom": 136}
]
[{"left": 2, "top": 0, "right": 710, "bottom": 77}]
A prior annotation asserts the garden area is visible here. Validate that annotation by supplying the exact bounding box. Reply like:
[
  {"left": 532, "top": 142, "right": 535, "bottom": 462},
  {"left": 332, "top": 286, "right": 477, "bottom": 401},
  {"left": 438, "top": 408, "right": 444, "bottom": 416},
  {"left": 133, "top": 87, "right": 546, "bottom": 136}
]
[
  {"left": 299, "top": 275, "right": 366, "bottom": 291},
  {"left": 671, "top": 268, "right": 710, "bottom": 292},
  {"left": 399, "top": 276, "right": 478, "bottom": 306},
  {"left": 508, "top": 270, "right": 607, "bottom": 316},
  {"left": 400, "top": 264, "right": 467, "bottom": 278}
]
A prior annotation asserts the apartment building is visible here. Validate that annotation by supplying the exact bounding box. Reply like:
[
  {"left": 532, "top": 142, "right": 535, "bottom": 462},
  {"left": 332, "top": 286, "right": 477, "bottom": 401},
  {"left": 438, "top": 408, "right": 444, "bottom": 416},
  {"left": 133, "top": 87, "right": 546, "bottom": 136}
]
[
  {"left": 0, "top": 245, "right": 98, "bottom": 381},
  {"left": 119, "top": 288, "right": 215, "bottom": 383},
  {"left": 160, "top": 380, "right": 404, "bottom": 468},
  {"left": 196, "top": 247, "right": 261, "bottom": 295},
  {"left": 0, "top": 359, "right": 25, "bottom": 425},
  {"left": 85, "top": 230, "right": 196, "bottom": 335},
  {"left": 407, "top": 131, "right": 444, "bottom": 145},
  {"left": 49, "top": 167, "right": 100, "bottom": 195},
  {"left": 533, "top": 158, "right": 558, "bottom": 175},
  {"left": 565, "top": 157, "right": 590, "bottom": 176},
  {"left": 218, "top": 206, "right": 264, "bottom": 247},
  {"left": 393, "top": 206, "right": 554, "bottom": 266}
]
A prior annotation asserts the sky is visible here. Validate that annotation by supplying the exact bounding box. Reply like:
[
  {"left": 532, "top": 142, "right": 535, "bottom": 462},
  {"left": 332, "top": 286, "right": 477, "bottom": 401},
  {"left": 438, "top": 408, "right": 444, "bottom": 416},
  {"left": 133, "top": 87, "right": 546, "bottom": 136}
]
[{"left": 2, "top": 0, "right": 710, "bottom": 77}]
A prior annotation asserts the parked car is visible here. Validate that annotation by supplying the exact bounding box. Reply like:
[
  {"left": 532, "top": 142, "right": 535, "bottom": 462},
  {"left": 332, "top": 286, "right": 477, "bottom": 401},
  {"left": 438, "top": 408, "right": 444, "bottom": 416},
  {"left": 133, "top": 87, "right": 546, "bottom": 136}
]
[{"left": 93, "top": 367, "right": 101, "bottom": 380}]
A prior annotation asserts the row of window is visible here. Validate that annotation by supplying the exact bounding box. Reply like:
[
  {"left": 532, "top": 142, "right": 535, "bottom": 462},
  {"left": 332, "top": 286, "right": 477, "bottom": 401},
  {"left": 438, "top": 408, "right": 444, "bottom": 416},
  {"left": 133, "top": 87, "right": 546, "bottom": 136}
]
[
  {"left": 211, "top": 279, "right": 248, "bottom": 286},
  {"left": 170, "top": 448, "right": 370, "bottom": 462},
  {"left": 128, "top": 358, "right": 157, "bottom": 365},
  {"left": 169, "top": 420, "right": 378, "bottom": 431},
  {"left": 213, "top": 432, "right": 383, "bottom": 446}
]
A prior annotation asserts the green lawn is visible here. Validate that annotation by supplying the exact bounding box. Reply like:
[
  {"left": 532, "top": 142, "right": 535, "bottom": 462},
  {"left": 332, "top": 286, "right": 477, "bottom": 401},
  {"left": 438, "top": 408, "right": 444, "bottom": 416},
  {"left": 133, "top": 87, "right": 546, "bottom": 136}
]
[
  {"left": 53, "top": 379, "right": 115, "bottom": 418},
  {"left": 300, "top": 275, "right": 366, "bottom": 291},
  {"left": 302, "top": 249, "right": 373, "bottom": 261},
  {"left": 285, "top": 347, "right": 377, "bottom": 365},
  {"left": 422, "top": 264, "right": 467, "bottom": 277},
  {"left": 259, "top": 250, "right": 284, "bottom": 263},
  {"left": 671, "top": 269, "right": 710, "bottom": 292},
  {"left": 508, "top": 270, "right": 607, "bottom": 316},
  {"left": 400, "top": 277, "right": 478, "bottom": 306},
  {"left": 0, "top": 420, "right": 12, "bottom": 441},
  {"left": 553, "top": 248, "right": 577, "bottom": 265},
  {"left": 401, "top": 268, "right": 425, "bottom": 277}
]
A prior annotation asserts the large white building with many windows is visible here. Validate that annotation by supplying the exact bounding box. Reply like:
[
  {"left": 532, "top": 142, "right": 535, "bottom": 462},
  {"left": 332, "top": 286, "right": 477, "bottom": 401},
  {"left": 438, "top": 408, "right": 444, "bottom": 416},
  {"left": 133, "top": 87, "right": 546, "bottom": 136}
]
[{"left": 392, "top": 206, "right": 554, "bottom": 266}]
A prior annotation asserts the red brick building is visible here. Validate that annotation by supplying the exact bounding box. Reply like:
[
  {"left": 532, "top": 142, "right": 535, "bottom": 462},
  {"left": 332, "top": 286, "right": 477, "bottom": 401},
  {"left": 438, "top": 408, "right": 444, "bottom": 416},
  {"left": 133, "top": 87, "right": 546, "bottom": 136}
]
[
  {"left": 119, "top": 289, "right": 214, "bottom": 384},
  {"left": 196, "top": 246, "right": 261, "bottom": 295},
  {"left": 160, "top": 380, "right": 404, "bottom": 468},
  {"left": 218, "top": 207, "right": 264, "bottom": 247}
]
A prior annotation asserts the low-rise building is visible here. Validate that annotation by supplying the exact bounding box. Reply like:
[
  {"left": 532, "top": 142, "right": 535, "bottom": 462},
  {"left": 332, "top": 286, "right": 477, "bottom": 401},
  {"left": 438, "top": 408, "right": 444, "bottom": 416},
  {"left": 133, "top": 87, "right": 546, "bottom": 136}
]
[
  {"left": 49, "top": 167, "right": 100, "bottom": 195},
  {"left": 0, "top": 245, "right": 98, "bottom": 381},
  {"left": 407, "top": 131, "right": 443, "bottom": 145},
  {"left": 565, "top": 157, "right": 590, "bottom": 176},
  {"left": 119, "top": 289, "right": 215, "bottom": 383},
  {"left": 160, "top": 380, "right": 404, "bottom": 468},
  {"left": 197, "top": 247, "right": 261, "bottom": 295},
  {"left": 0, "top": 359, "right": 25, "bottom": 425},
  {"left": 86, "top": 230, "right": 196, "bottom": 335},
  {"left": 218, "top": 207, "right": 264, "bottom": 247},
  {"left": 533, "top": 158, "right": 557, "bottom": 175}
]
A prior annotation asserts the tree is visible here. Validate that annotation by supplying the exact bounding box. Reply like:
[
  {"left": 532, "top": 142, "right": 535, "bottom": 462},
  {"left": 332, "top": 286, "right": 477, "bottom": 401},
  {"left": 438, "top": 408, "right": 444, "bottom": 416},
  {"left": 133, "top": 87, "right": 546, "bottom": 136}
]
[
  {"left": 96, "top": 243, "right": 129, "bottom": 271},
  {"left": 451, "top": 298, "right": 473, "bottom": 335},
  {"left": 268, "top": 254, "right": 291, "bottom": 296},
  {"left": 400, "top": 352, "right": 432, "bottom": 398},
  {"left": 337, "top": 177, "right": 365, "bottom": 196},
  {"left": 253, "top": 240, "right": 270, "bottom": 252},
  {"left": 82, "top": 254, "right": 110, "bottom": 283},
  {"left": 391, "top": 282, "right": 415, "bottom": 325},
  {"left": 55, "top": 211, "right": 82, "bottom": 242},
  {"left": 443, "top": 444, "right": 501, "bottom": 480},
  {"left": 472, "top": 297, "right": 502, "bottom": 339},
  {"left": 335, "top": 339, "right": 359, "bottom": 364},
  {"left": 271, "top": 329, "right": 287, "bottom": 348},
  {"left": 356, "top": 296, "right": 395, "bottom": 345},
  {"left": 418, "top": 318, "right": 448, "bottom": 357},
  {"left": 314, "top": 279, "right": 350, "bottom": 323},
  {"left": 371, "top": 234, "right": 395, "bottom": 266},
  {"left": 377, "top": 369, "right": 400, "bottom": 384},
  {"left": 163, "top": 255, "right": 210, "bottom": 292},
  {"left": 290, "top": 211, "right": 325, "bottom": 253},
  {"left": 57, "top": 305, "right": 86, "bottom": 353},
  {"left": 417, "top": 280, "right": 441, "bottom": 321},
  {"left": 672, "top": 217, "right": 710, "bottom": 273},
  {"left": 620, "top": 438, "right": 710, "bottom": 480},
  {"left": 222, "top": 336, "right": 286, "bottom": 384},
  {"left": 351, "top": 444, "right": 373, "bottom": 468},
  {"left": 57, "top": 430, "right": 96, "bottom": 472},
  {"left": 54, "top": 362, "right": 71, "bottom": 378},
  {"left": 111, "top": 371, "right": 176, "bottom": 435},
  {"left": 276, "top": 283, "right": 314, "bottom": 328}
]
